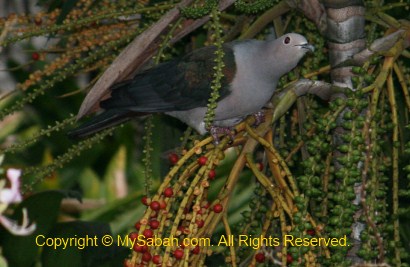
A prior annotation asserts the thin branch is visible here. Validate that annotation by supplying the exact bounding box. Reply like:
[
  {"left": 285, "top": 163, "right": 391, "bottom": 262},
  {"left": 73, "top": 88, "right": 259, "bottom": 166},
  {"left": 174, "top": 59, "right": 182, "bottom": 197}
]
[
  {"left": 286, "top": 0, "right": 327, "bottom": 35},
  {"left": 0, "top": 17, "right": 17, "bottom": 53},
  {"left": 353, "top": 29, "right": 410, "bottom": 65},
  {"left": 387, "top": 72, "right": 401, "bottom": 267},
  {"left": 239, "top": 1, "right": 291, "bottom": 40}
]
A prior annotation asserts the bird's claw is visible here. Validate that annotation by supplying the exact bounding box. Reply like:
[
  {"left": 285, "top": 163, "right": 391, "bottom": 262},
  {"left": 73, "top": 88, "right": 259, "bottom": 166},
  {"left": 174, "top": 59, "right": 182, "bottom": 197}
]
[
  {"left": 253, "top": 111, "right": 266, "bottom": 126},
  {"left": 209, "top": 126, "right": 235, "bottom": 145}
]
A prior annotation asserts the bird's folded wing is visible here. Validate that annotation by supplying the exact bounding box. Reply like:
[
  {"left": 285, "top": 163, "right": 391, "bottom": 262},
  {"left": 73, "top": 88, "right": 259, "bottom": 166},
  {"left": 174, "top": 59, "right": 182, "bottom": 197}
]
[{"left": 100, "top": 44, "right": 237, "bottom": 113}]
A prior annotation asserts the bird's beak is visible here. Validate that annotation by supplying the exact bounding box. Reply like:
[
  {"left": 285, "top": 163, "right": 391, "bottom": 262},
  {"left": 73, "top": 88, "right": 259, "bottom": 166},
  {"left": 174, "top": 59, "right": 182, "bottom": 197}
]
[{"left": 301, "top": 43, "right": 315, "bottom": 53}]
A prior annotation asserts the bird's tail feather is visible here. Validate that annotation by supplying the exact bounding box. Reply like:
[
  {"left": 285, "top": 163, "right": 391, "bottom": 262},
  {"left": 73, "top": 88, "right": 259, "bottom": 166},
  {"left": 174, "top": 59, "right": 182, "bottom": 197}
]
[{"left": 68, "top": 110, "right": 131, "bottom": 139}]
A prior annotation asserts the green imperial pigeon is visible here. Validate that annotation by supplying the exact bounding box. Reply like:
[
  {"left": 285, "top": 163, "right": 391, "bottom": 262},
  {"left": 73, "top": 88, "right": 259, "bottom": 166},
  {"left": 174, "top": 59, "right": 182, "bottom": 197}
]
[{"left": 69, "top": 33, "right": 314, "bottom": 141}]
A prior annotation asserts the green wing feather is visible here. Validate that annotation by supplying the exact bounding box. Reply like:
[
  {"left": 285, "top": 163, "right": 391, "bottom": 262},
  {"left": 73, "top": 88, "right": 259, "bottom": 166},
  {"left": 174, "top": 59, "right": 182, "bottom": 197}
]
[
  {"left": 100, "top": 44, "right": 236, "bottom": 112},
  {"left": 69, "top": 44, "right": 237, "bottom": 138}
]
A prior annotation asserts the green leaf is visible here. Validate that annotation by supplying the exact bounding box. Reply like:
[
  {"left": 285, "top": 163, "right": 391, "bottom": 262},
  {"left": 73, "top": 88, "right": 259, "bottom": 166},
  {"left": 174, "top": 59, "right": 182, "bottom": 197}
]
[
  {"left": 103, "top": 146, "right": 127, "bottom": 201},
  {"left": 78, "top": 168, "right": 102, "bottom": 199},
  {"left": 0, "top": 255, "right": 8, "bottom": 267},
  {"left": 0, "top": 113, "right": 25, "bottom": 141},
  {"left": 81, "top": 191, "right": 144, "bottom": 230},
  {"left": 41, "top": 221, "right": 128, "bottom": 267},
  {"left": 1, "top": 191, "right": 65, "bottom": 267}
]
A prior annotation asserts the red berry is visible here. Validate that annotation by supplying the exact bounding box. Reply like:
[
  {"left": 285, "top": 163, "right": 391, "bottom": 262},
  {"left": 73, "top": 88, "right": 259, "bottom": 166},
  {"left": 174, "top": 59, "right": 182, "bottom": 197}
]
[
  {"left": 255, "top": 252, "right": 265, "bottom": 263},
  {"left": 208, "top": 169, "right": 216, "bottom": 180},
  {"left": 197, "top": 156, "right": 208, "bottom": 166},
  {"left": 152, "top": 255, "right": 162, "bottom": 264},
  {"left": 31, "top": 52, "right": 40, "bottom": 61},
  {"left": 307, "top": 229, "right": 315, "bottom": 236},
  {"left": 143, "top": 229, "right": 153, "bottom": 238},
  {"left": 202, "top": 202, "right": 210, "bottom": 209},
  {"left": 213, "top": 203, "right": 223, "bottom": 213},
  {"left": 142, "top": 251, "right": 152, "bottom": 262},
  {"left": 286, "top": 253, "right": 293, "bottom": 264},
  {"left": 178, "top": 225, "right": 185, "bottom": 233},
  {"left": 164, "top": 187, "right": 173, "bottom": 197},
  {"left": 133, "top": 244, "right": 142, "bottom": 252},
  {"left": 128, "top": 232, "right": 139, "bottom": 240},
  {"left": 133, "top": 244, "right": 148, "bottom": 253},
  {"left": 160, "top": 200, "right": 167, "bottom": 209},
  {"left": 134, "top": 221, "right": 141, "bottom": 230},
  {"left": 168, "top": 153, "right": 179, "bottom": 165},
  {"left": 257, "top": 162, "right": 264, "bottom": 171},
  {"left": 150, "top": 201, "right": 160, "bottom": 211},
  {"left": 174, "top": 249, "right": 184, "bottom": 259},
  {"left": 141, "top": 196, "right": 149, "bottom": 206},
  {"left": 149, "top": 220, "right": 160, "bottom": 229},
  {"left": 196, "top": 219, "right": 204, "bottom": 228},
  {"left": 192, "top": 246, "right": 200, "bottom": 254}
]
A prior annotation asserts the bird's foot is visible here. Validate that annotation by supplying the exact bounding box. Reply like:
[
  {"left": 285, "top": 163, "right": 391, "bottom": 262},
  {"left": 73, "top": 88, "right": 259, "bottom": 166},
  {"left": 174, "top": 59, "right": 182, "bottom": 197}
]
[
  {"left": 209, "top": 126, "right": 235, "bottom": 145},
  {"left": 252, "top": 111, "right": 266, "bottom": 126}
]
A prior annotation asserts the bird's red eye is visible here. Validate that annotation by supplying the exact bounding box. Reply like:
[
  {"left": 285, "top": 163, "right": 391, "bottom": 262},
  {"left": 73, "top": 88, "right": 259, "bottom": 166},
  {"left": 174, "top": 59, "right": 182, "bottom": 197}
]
[{"left": 284, "top": 36, "right": 291, "bottom": 44}]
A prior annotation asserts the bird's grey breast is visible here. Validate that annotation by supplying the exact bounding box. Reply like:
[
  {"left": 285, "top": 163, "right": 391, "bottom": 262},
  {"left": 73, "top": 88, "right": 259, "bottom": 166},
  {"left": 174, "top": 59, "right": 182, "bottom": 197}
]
[
  {"left": 167, "top": 40, "right": 278, "bottom": 134},
  {"left": 214, "top": 40, "right": 277, "bottom": 121}
]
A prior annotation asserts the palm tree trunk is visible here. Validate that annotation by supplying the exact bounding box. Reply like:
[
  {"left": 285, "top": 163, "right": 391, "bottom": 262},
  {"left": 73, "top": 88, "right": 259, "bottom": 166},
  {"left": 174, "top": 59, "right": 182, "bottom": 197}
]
[{"left": 322, "top": 0, "right": 366, "bottom": 263}]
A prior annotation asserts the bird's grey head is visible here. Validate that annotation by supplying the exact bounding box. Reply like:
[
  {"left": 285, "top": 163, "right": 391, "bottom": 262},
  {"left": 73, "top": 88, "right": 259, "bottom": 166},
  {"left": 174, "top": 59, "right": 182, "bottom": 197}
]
[{"left": 265, "top": 33, "right": 314, "bottom": 78}]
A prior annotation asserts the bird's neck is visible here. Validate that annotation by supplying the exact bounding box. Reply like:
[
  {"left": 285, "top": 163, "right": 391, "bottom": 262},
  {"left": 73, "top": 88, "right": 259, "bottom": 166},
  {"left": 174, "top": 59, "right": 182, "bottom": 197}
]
[
  {"left": 257, "top": 41, "right": 289, "bottom": 82},
  {"left": 233, "top": 40, "right": 285, "bottom": 84}
]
